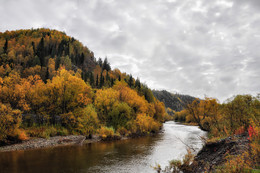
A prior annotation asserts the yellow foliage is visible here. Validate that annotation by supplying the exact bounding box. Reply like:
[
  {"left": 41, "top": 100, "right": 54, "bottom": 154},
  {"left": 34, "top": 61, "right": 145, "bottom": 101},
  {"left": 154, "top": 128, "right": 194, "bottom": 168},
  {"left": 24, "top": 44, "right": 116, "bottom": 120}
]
[
  {"left": 94, "top": 88, "right": 120, "bottom": 122},
  {"left": 23, "top": 65, "right": 42, "bottom": 77},
  {"left": 45, "top": 69, "right": 92, "bottom": 115},
  {"left": 135, "top": 113, "right": 160, "bottom": 133},
  {"left": 154, "top": 100, "right": 166, "bottom": 122},
  {"left": 113, "top": 81, "right": 149, "bottom": 114},
  {"left": 0, "top": 103, "right": 22, "bottom": 141},
  {"left": 174, "top": 109, "right": 188, "bottom": 122},
  {"left": 221, "top": 152, "right": 253, "bottom": 173},
  {"left": 185, "top": 97, "right": 221, "bottom": 131},
  {"left": 0, "top": 72, "right": 31, "bottom": 112},
  {"left": 61, "top": 104, "right": 99, "bottom": 135},
  {"left": 98, "top": 126, "right": 115, "bottom": 139}
]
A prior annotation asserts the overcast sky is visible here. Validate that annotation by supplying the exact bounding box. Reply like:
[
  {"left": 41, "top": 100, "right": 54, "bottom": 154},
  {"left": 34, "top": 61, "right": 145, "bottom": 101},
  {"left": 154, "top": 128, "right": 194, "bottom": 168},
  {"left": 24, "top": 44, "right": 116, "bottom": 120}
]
[{"left": 0, "top": 0, "right": 259, "bottom": 102}]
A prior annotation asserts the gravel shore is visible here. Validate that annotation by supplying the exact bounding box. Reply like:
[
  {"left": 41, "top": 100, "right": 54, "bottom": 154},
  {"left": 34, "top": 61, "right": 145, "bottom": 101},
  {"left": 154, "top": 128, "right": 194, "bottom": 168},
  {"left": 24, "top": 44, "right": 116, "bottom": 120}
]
[{"left": 0, "top": 135, "right": 101, "bottom": 152}]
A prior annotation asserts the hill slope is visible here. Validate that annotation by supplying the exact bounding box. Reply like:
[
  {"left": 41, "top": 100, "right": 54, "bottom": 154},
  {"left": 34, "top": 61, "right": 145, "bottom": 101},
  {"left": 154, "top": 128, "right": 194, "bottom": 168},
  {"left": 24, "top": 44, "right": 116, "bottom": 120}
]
[{"left": 152, "top": 90, "right": 196, "bottom": 112}]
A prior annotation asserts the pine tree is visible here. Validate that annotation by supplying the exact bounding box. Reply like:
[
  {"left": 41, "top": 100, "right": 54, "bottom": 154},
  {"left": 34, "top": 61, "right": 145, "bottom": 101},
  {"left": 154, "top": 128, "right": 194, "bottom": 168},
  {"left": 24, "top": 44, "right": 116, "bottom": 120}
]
[
  {"left": 128, "top": 74, "right": 133, "bottom": 88},
  {"left": 45, "top": 67, "right": 49, "bottom": 82},
  {"left": 32, "top": 41, "right": 36, "bottom": 56},
  {"left": 51, "top": 45, "right": 56, "bottom": 57},
  {"left": 111, "top": 78, "right": 115, "bottom": 86},
  {"left": 32, "top": 56, "right": 41, "bottom": 66},
  {"left": 58, "top": 40, "right": 66, "bottom": 56},
  {"left": 3, "top": 39, "right": 8, "bottom": 54},
  {"left": 102, "top": 57, "right": 111, "bottom": 71},
  {"left": 98, "top": 58, "right": 103, "bottom": 67},
  {"left": 106, "top": 71, "right": 110, "bottom": 81},
  {"left": 135, "top": 78, "right": 141, "bottom": 89},
  {"left": 99, "top": 72, "right": 104, "bottom": 88},
  {"left": 80, "top": 53, "right": 85, "bottom": 65},
  {"left": 96, "top": 74, "right": 99, "bottom": 88},
  {"left": 55, "top": 56, "right": 61, "bottom": 70},
  {"left": 90, "top": 72, "right": 94, "bottom": 87},
  {"left": 82, "top": 71, "right": 85, "bottom": 82},
  {"left": 37, "top": 37, "right": 45, "bottom": 67}
]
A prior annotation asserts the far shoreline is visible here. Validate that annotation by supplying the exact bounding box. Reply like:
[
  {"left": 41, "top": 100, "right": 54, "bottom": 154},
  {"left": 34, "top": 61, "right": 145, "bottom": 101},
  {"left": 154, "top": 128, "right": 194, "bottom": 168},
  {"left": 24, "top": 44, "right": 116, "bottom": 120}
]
[{"left": 0, "top": 130, "right": 162, "bottom": 153}]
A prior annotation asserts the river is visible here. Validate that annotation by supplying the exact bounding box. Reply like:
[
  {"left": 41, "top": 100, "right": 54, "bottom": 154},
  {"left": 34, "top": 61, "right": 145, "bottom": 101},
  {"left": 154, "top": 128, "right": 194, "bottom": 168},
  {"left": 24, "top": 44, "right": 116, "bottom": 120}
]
[{"left": 0, "top": 121, "right": 207, "bottom": 173}]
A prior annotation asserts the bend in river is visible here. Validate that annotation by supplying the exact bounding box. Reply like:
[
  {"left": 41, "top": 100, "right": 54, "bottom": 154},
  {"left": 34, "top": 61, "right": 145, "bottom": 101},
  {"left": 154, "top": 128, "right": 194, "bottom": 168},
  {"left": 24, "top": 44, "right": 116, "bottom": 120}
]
[{"left": 0, "top": 121, "right": 207, "bottom": 173}]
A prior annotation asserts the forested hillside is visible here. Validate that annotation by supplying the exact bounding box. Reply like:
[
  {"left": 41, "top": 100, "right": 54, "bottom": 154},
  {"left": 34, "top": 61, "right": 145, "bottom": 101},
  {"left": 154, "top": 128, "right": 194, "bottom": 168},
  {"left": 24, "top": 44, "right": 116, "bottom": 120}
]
[
  {"left": 0, "top": 28, "right": 166, "bottom": 145},
  {"left": 152, "top": 90, "right": 196, "bottom": 113}
]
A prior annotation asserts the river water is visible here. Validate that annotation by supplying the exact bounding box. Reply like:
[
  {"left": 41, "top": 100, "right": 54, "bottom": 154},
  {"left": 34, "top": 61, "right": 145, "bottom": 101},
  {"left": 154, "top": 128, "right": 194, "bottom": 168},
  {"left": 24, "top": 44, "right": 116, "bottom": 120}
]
[{"left": 0, "top": 121, "right": 207, "bottom": 173}]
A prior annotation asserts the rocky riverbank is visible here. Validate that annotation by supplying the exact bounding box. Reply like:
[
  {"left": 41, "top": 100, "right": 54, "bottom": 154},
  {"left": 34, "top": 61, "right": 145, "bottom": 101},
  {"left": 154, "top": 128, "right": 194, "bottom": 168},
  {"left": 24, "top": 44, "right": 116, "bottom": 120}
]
[
  {"left": 190, "top": 133, "right": 251, "bottom": 172},
  {"left": 0, "top": 135, "right": 101, "bottom": 152}
]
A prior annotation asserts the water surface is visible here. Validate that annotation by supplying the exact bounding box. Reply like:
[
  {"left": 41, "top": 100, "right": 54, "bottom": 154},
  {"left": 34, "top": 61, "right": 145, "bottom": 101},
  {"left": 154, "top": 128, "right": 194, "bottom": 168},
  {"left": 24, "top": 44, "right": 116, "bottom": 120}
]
[{"left": 0, "top": 121, "right": 207, "bottom": 173}]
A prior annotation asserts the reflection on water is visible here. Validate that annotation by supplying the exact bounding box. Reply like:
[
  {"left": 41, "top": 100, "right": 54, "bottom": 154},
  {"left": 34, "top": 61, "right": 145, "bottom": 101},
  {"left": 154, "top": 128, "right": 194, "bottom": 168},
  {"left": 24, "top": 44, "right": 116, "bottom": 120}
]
[{"left": 0, "top": 121, "right": 207, "bottom": 173}]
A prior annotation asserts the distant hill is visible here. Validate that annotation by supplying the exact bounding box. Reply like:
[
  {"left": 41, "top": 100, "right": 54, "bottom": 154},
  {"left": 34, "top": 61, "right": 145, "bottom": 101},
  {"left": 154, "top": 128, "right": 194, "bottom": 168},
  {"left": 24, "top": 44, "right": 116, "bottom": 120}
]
[{"left": 152, "top": 90, "right": 196, "bottom": 112}]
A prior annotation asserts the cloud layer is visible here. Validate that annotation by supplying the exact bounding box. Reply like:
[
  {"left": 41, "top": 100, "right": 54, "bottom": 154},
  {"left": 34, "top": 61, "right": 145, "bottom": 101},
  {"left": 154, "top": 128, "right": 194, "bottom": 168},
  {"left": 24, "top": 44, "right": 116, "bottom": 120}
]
[{"left": 0, "top": 0, "right": 259, "bottom": 101}]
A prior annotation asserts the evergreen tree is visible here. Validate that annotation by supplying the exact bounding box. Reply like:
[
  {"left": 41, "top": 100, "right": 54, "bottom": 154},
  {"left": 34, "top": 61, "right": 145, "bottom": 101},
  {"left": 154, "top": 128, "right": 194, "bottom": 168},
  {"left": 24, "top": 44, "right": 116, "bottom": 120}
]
[
  {"left": 51, "top": 45, "right": 56, "bottom": 57},
  {"left": 128, "top": 74, "right": 133, "bottom": 88},
  {"left": 65, "top": 42, "right": 70, "bottom": 55},
  {"left": 3, "top": 39, "right": 8, "bottom": 54},
  {"left": 143, "top": 87, "right": 155, "bottom": 103},
  {"left": 55, "top": 56, "right": 61, "bottom": 70},
  {"left": 99, "top": 72, "right": 104, "bottom": 88},
  {"left": 106, "top": 71, "right": 110, "bottom": 81},
  {"left": 90, "top": 72, "right": 94, "bottom": 86},
  {"left": 111, "top": 78, "right": 115, "bottom": 86},
  {"left": 135, "top": 77, "right": 141, "bottom": 89},
  {"left": 96, "top": 74, "right": 99, "bottom": 87},
  {"left": 75, "top": 54, "right": 79, "bottom": 65},
  {"left": 70, "top": 54, "right": 75, "bottom": 64},
  {"left": 102, "top": 57, "right": 111, "bottom": 71},
  {"left": 32, "top": 56, "right": 41, "bottom": 66},
  {"left": 80, "top": 53, "right": 85, "bottom": 65},
  {"left": 32, "top": 41, "right": 36, "bottom": 56},
  {"left": 58, "top": 39, "right": 66, "bottom": 56},
  {"left": 98, "top": 58, "right": 103, "bottom": 67},
  {"left": 45, "top": 67, "right": 49, "bottom": 82},
  {"left": 82, "top": 71, "right": 85, "bottom": 82},
  {"left": 37, "top": 37, "right": 45, "bottom": 67}
]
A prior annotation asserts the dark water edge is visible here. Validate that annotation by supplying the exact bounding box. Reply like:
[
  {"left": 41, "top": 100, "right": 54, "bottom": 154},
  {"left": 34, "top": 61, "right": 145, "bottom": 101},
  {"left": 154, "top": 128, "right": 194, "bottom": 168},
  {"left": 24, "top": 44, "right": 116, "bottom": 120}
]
[{"left": 0, "top": 121, "right": 207, "bottom": 173}]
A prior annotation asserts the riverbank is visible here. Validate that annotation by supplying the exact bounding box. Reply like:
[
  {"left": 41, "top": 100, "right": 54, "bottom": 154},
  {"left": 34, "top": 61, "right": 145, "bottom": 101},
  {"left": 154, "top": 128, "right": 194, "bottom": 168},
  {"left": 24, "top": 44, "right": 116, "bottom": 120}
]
[
  {"left": 0, "top": 132, "right": 161, "bottom": 153},
  {"left": 156, "top": 132, "right": 259, "bottom": 173},
  {"left": 190, "top": 133, "right": 256, "bottom": 172},
  {"left": 0, "top": 135, "right": 101, "bottom": 152}
]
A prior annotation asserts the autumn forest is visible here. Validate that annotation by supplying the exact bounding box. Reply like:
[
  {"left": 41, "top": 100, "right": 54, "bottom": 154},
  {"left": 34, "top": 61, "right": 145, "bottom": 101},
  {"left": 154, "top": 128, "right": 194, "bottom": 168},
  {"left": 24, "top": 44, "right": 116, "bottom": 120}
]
[{"left": 0, "top": 28, "right": 167, "bottom": 144}]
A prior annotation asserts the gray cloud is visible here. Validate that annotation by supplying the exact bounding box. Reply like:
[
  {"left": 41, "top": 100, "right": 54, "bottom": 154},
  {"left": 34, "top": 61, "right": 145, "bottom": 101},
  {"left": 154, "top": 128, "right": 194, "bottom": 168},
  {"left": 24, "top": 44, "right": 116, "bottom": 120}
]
[{"left": 0, "top": 0, "right": 259, "bottom": 102}]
